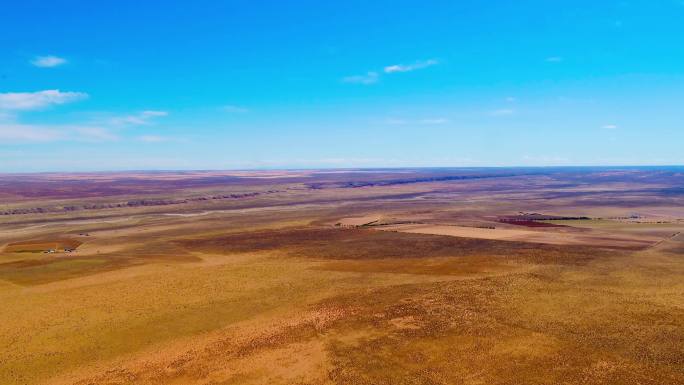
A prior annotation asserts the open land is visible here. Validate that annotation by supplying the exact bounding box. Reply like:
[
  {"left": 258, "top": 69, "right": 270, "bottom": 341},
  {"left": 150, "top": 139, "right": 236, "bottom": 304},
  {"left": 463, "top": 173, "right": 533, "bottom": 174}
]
[{"left": 1, "top": 167, "right": 684, "bottom": 384}]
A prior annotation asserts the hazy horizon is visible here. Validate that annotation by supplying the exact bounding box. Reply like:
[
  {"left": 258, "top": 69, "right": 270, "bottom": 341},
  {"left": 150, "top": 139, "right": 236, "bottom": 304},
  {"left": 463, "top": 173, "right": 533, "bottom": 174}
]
[{"left": 2, "top": 164, "right": 684, "bottom": 177}]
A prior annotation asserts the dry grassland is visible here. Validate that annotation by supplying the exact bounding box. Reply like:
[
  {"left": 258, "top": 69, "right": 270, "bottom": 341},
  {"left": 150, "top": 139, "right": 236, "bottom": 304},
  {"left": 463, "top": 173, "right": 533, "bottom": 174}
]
[{"left": 1, "top": 168, "right": 683, "bottom": 384}]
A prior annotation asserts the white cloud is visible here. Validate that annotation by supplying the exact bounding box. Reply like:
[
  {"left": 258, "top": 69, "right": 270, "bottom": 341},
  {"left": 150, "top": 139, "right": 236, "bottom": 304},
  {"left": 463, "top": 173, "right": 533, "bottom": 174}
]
[
  {"left": 0, "top": 90, "right": 88, "bottom": 111},
  {"left": 0, "top": 123, "right": 63, "bottom": 142},
  {"left": 490, "top": 109, "right": 515, "bottom": 116},
  {"left": 0, "top": 107, "right": 166, "bottom": 143},
  {"left": 343, "top": 59, "right": 438, "bottom": 85},
  {"left": 109, "top": 110, "right": 168, "bottom": 126},
  {"left": 222, "top": 105, "right": 249, "bottom": 113},
  {"left": 505, "top": 96, "right": 517, "bottom": 102},
  {"left": 141, "top": 110, "right": 168, "bottom": 117},
  {"left": 419, "top": 118, "right": 449, "bottom": 125},
  {"left": 73, "top": 126, "right": 119, "bottom": 141},
  {"left": 342, "top": 72, "right": 379, "bottom": 85},
  {"left": 602, "top": 124, "right": 618, "bottom": 129},
  {"left": 384, "top": 117, "right": 449, "bottom": 125},
  {"left": 137, "top": 135, "right": 169, "bottom": 143},
  {"left": 384, "top": 59, "right": 438, "bottom": 73},
  {"left": 546, "top": 56, "right": 563, "bottom": 62},
  {"left": 0, "top": 89, "right": 166, "bottom": 143},
  {"left": 31, "top": 55, "right": 67, "bottom": 68},
  {"left": 384, "top": 118, "right": 407, "bottom": 125},
  {"left": 0, "top": 123, "right": 116, "bottom": 142},
  {"left": 0, "top": 89, "right": 115, "bottom": 142},
  {"left": 0, "top": 111, "right": 12, "bottom": 122}
]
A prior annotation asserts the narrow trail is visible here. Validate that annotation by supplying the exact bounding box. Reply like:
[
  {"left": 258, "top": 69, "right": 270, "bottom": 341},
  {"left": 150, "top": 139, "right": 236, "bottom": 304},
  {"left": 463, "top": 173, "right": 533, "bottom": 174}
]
[{"left": 649, "top": 231, "right": 682, "bottom": 250}]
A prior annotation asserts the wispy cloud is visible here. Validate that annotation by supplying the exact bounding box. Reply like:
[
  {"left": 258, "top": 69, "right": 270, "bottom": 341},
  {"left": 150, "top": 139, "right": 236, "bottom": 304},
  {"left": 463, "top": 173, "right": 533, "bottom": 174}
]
[
  {"left": 0, "top": 88, "right": 169, "bottom": 143},
  {"left": 0, "top": 107, "right": 168, "bottom": 144},
  {"left": 141, "top": 110, "right": 168, "bottom": 117},
  {"left": 384, "top": 59, "right": 438, "bottom": 73},
  {"left": 384, "top": 117, "right": 449, "bottom": 125},
  {"left": 109, "top": 110, "right": 168, "bottom": 126},
  {"left": 0, "top": 123, "right": 63, "bottom": 142},
  {"left": 0, "top": 123, "right": 117, "bottom": 142},
  {"left": 0, "top": 90, "right": 88, "bottom": 111},
  {"left": 31, "top": 55, "right": 67, "bottom": 68},
  {"left": 137, "top": 135, "right": 170, "bottom": 143},
  {"left": 602, "top": 124, "right": 618, "bottom": 129},
  {"left": 384, "top": 118, "right": 407, "bottom": 125},
  {"left": 0, "top": 89, "right": 116, "bottom": 142},
  {"left": 222, "top": 105, "right": 249, "bottom": 113},
  {"left": 73, "top": 126, "right": 119, "bottom": 141},
  {"left": 342, "top": 72, "right": 379, "bottom": 85},
  {"left": 419, "top": 118, "right": 449, "bottom": 125},
  {"left": 344, "top": 59, "right": 439, "bottom": 85},
  {"left": 546, "top": 56, "right": 563, "bottom": 63},
  {"left": 490, "top": 108, "right": 515, "bottom": 116}
]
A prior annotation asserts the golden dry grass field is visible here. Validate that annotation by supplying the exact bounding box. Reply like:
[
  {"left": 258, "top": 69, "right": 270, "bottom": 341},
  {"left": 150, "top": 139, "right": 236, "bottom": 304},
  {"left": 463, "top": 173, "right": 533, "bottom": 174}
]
[{"left": 1, "top": 168, "right": 684, "bottom": 384}]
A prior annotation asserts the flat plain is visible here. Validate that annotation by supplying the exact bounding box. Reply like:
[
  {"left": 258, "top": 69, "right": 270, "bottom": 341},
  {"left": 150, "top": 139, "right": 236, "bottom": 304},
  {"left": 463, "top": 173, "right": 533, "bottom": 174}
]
[{"left": 1, "top": 167, "right": 684, "bottom": 384}]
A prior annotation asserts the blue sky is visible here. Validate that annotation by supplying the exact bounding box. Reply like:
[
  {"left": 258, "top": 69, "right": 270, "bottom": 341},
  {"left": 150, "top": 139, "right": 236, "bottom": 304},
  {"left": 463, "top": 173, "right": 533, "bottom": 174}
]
[{"left": 1, "top": 1, "right": 683, "bottom": 172}]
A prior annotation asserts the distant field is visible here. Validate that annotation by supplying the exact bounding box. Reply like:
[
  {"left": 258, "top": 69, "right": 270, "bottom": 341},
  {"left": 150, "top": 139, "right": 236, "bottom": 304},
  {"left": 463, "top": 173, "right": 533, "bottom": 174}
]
[
  {"left": 376, "top": 223, "right": 659, "bottom": 249},
  {"left": 1, "top": 168, "right": 684, "bottom": 385},
  {"left": 3, "top": 238, "right": 82, "bottom": 253}
]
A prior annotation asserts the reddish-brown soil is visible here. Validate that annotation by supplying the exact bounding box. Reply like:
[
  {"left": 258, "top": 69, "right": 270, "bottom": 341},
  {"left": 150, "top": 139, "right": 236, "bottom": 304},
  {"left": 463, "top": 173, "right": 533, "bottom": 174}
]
[
  {"left": 499, "top": 219, "right": 568, "bottom": 227},
  {"left": 176, "top": 227, "right": 613, "bottom": 265},
  {"left": 4, "top": 239, "right": 82, "bottom": 253}
]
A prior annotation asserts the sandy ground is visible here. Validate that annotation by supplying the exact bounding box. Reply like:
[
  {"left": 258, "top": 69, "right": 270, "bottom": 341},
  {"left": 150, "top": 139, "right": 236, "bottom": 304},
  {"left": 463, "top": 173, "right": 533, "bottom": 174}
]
[
  {"left": 336, "top": 214, "right": 383, "bottom": 227},
  {"left": 376, "top": 223, "right": 659, "bottom": 249}
]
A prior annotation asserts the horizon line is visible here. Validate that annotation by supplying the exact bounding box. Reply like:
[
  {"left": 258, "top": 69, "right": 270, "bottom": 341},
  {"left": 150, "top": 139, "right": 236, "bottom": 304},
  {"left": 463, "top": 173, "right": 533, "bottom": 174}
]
[{"left": 1, "top": 164, "right": 683, "bottom": 176}]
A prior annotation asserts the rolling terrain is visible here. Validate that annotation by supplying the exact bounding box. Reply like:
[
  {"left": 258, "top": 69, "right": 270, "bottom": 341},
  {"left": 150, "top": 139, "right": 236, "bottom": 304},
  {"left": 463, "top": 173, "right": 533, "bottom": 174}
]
[{"left": 1, "top": 167, "right": 684, "bottom": 384}]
